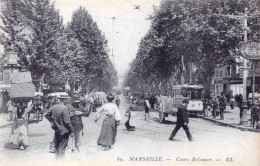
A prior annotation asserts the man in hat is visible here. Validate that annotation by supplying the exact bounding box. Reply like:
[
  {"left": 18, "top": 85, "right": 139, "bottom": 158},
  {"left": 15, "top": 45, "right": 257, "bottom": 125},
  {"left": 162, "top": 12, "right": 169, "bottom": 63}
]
[
  {"left": 45, "top": 94, "right": 74, "bottom": 159},
  {"left": 66, "top": 93, "right": 84, "bottom": 153},
  {"left": 169, "top": 99, "right": 193, "bottom": 141}
]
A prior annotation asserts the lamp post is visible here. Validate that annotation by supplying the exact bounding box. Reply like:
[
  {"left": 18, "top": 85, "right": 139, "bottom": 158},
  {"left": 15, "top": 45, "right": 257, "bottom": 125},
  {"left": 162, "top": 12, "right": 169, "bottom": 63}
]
[
  {"left": 240, "top": 40, "right": 260, "bottom": 127},
  {"left": 240, "top": 8, "right": 249, "bottom": 125}
]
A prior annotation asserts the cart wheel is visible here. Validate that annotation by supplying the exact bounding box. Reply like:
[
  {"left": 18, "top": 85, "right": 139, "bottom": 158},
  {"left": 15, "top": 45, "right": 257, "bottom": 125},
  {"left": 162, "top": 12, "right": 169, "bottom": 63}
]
[{"left": 159, "top": 111, "right": 165, "bottom": 123}]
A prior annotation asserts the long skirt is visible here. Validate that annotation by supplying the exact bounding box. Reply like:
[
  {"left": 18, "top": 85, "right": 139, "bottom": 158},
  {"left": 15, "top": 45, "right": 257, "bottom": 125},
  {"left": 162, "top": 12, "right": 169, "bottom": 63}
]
[
  {"left": 10, "top": 118, "right": 29, "bottom": 147},
  {"left": 97, "top": 116, "right": 117, "bottom": 146},
  {"left": 125, "top": 111, "right": 136, "bottom": 130}
]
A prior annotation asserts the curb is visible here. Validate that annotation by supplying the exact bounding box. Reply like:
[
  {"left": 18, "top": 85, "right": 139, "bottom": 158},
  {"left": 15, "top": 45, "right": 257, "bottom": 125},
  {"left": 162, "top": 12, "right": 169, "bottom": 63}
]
[{"left": 198, "top": 116, "right": 260, "bottom": 133}]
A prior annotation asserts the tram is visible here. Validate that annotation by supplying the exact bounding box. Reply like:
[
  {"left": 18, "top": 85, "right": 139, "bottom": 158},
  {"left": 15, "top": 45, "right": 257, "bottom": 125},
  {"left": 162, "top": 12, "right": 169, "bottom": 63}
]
[{"left": 157, "top": 84, "right": 204, "bottom": 123}]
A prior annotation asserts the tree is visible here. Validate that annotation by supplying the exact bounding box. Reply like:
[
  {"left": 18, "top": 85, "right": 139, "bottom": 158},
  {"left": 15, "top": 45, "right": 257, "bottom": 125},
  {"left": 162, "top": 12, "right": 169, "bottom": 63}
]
[{"left": 69, "top": 7, "right": 117, "bottom": 92}]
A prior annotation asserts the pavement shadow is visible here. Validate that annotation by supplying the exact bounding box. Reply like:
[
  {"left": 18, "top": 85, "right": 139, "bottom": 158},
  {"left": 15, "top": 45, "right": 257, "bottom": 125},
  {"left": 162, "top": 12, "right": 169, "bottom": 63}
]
[
  {"left": 150, "top": 117, "right": 176, "bottom": 125},
  {"left": 4, "top": 143, "right": 20, "bottom": 150},
  {"left": 164, "top": 120, "right": 176, "bottom": 125},
  {"left": 224, "top": 111, "right": 233, "bottom": 114},
  {"left": 28, "top": 133, "right": 46, "bottom": 137},
  {"left": 189, "top": 115, "right": 199, "bottom": 118}
]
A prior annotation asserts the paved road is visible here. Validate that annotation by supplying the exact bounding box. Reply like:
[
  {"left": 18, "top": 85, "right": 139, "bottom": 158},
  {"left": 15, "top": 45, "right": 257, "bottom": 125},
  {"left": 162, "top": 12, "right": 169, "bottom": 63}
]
[{"left": 0, "top": 95, "right": 259, "bottom": 166}]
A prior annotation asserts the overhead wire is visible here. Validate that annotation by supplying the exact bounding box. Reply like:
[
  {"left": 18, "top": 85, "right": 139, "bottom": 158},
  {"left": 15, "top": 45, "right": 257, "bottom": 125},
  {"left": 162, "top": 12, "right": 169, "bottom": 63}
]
[{"left": 125, "top": 0, "right": 136, "bottom": 6}]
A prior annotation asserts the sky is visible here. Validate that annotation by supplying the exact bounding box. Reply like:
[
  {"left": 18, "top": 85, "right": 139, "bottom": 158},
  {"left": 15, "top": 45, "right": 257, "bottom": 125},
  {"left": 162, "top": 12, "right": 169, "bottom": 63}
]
[{"left": 50, "top": 0, "right": 162, "bottom": 75}]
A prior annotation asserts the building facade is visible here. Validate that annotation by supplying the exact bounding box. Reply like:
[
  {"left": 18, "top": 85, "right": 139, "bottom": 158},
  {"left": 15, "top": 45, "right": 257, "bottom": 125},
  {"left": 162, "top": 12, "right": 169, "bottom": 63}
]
[{"left": 214, "top": 61, "right": 244, "bottom": 99}]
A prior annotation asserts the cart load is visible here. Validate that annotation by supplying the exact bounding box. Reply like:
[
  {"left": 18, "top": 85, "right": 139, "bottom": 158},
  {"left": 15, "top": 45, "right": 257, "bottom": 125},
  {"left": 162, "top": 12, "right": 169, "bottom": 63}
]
[
  {"left": 10, "top": 71, "right": 35, "bottom": 100},
  {"left": 9, "top": 71, "right": 45, "bottom": 123},
  {"left": 156, "top": 96, "right": 189, "bottom": 123}
]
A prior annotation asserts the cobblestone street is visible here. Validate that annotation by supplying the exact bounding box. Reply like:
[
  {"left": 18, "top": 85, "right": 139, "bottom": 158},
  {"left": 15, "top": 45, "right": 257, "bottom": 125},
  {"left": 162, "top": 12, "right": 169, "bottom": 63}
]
[{"left": 0, "top": 95, "right": 259, "bottom": 166}]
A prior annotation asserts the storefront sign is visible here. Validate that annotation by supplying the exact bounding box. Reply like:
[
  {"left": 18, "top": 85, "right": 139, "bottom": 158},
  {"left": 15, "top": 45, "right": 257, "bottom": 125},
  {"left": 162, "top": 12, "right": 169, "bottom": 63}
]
[
  {"left": 230, "top": 78, "right": 243, "bottom": 84},
  {"left": 240, "top": 40, "right": 260, "bottom": 60}
]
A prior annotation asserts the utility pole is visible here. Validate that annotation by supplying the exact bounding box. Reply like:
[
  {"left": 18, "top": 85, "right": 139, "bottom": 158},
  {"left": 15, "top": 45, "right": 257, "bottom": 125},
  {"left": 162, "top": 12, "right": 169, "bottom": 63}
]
[
  {"left": 190, "top": 62, "right": 193, "bottom": 83},
  {"left": 111, "top": 17, "right": 116, "bottom": 65},
  {"left": 240, "top": 8, "right": 249, "bottom": 125}
]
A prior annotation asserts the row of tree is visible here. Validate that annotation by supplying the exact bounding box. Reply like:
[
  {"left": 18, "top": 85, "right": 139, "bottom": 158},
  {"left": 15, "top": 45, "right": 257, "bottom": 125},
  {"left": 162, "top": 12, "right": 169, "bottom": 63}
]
[
  {"left": 124, "top": 0, "right": 259, "bottom": 97},
  {"left": 0, "top": 0, "right": 117, "bottom": 93}
]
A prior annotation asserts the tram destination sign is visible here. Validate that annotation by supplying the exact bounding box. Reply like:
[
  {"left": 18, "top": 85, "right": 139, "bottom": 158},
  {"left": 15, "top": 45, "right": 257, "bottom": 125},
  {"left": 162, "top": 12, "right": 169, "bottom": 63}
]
[{"left": 240, "top": 40, "right": 260, "bottom": 60}]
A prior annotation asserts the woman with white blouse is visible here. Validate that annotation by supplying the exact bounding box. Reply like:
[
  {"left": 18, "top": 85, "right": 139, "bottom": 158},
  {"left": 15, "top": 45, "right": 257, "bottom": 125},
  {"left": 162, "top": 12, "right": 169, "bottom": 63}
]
[{"left": 95, "top": 93, "right": 121, "bottom": 151}]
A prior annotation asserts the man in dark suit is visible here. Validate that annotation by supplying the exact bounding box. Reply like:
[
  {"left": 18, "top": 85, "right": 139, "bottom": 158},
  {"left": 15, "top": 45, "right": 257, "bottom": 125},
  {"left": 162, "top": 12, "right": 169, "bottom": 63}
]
[
  {"left": 45, "top": 94, "right": 74, "bottom": 159},
  {"left": 169, "top": 99, "right": 193, "bottom": 141}
]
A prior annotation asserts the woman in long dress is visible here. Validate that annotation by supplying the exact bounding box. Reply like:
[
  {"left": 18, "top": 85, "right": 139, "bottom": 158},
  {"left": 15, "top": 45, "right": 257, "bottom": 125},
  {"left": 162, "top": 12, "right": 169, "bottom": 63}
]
[
  {"left": 95, "top": 93, "right": 121, "bottom": 151},
  {"left": 10, "top": 101, "right": 31, "bottom": 150},
  {"left": 125, "top": 98, "right": 137, "bottom": 131}
]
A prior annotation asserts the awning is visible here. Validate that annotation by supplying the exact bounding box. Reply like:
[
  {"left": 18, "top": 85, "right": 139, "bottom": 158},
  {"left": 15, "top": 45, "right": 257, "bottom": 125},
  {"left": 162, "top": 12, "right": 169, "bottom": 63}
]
[{"left": 0, "top": 83, "right": 10, "bottom": 92}]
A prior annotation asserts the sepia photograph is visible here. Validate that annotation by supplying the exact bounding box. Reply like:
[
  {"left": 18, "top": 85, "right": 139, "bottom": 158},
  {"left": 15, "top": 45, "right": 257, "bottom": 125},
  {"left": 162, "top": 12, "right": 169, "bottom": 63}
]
[{"left": 0, "top": 0, "right": 259, "bottom": 166}]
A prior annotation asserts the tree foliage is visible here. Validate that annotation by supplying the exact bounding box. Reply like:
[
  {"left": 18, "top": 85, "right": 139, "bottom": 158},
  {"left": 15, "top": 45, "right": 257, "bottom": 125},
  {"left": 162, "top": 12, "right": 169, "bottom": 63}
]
[
  {"left": 1, "top": 2, "right": 117, "bottom": 93},
  {"left": 124, "top": 0, "right": 259, "bottom": 97}
]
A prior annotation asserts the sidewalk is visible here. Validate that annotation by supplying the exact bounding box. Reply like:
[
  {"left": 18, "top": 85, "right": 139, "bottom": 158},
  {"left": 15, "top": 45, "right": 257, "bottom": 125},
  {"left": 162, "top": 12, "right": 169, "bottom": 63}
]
[
  {"left": 199, "top": 106, "right": 259, "bottom": 132},
  {"left": 0, "top": 113, "right": 13, "bottom": 128}
]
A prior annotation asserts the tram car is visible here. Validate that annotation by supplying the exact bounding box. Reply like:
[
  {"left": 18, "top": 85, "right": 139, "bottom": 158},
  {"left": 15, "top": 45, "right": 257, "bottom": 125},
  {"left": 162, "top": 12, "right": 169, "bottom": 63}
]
[{"left": 156, "top": 84, "right": 204, "bottom": 123}]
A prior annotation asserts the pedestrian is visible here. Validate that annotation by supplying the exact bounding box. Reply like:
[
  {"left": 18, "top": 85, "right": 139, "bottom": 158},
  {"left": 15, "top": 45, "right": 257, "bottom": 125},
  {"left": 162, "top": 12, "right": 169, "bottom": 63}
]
[
  {"left": 219, "top": 97, "right": 225, "bottom": 120},
  {"left": 45, "top": 94, "right": 74, "bottom": 159},
  {"left": 251, "top": 104, "right": 260, "bottom": 129},
  {"left": 154, "top": 94, "right": 162, "bottom": 109},
  {"left": 238, "top": 94, "right": 243, "bottom": 118},
  {"left": 206, "top": 98, "right": 212, "bottom": 117},
  {"left": 89, "top": 92, "right": 96, "bottom": 113},
  {"left": 66, "top": 93, "right": 85, "bottom": 153},
  {"left": 212, "top": 97, "right": 219, "bottom": 119},
  {"left": 49, "top": 96, "right": 60, "bottom": 153},
  {"left": 125, "top": 98, "right": 137, "bottom": 131},
  {"left": 7, "top": 100, "right": 16, "bottom": 121},
  {"left": 169, "top": 99, "right": 193, "bottom": 142},
  {"left": 10, "top": 102, "right": 31, "bottom": 150},
  {"left": 125, "top": 94, "right": 133, "bottom": 117},
  {"left": 115, "top": 96, "right": 120, "bottom": 108},
  {"left": 230, "top": 97, "right": 235, "bottom": 109},
  {"left": 203, "top": 99, "right": 207, "bottom": 117},
  {"left": 144, "top": 94, "right": 150, "bottom": 121},
  {"left": 95, "top": 93, "right": 121, "bottom": 151}
]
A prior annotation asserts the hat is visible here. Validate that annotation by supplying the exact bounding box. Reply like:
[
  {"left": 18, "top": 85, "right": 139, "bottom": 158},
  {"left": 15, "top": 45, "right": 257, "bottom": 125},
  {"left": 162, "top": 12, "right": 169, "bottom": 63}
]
[
  {"left": 106, "top": 93, "right": 115, "bottom": 100},
  {"left": 72, "top": 93, "right": 81, "bottom": 102},
  {"left": 183, "top": 98, "right": 189, "bottom": 104},
  {"left": 59, "top": 94, "right": 71, "bottom": 99}
]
